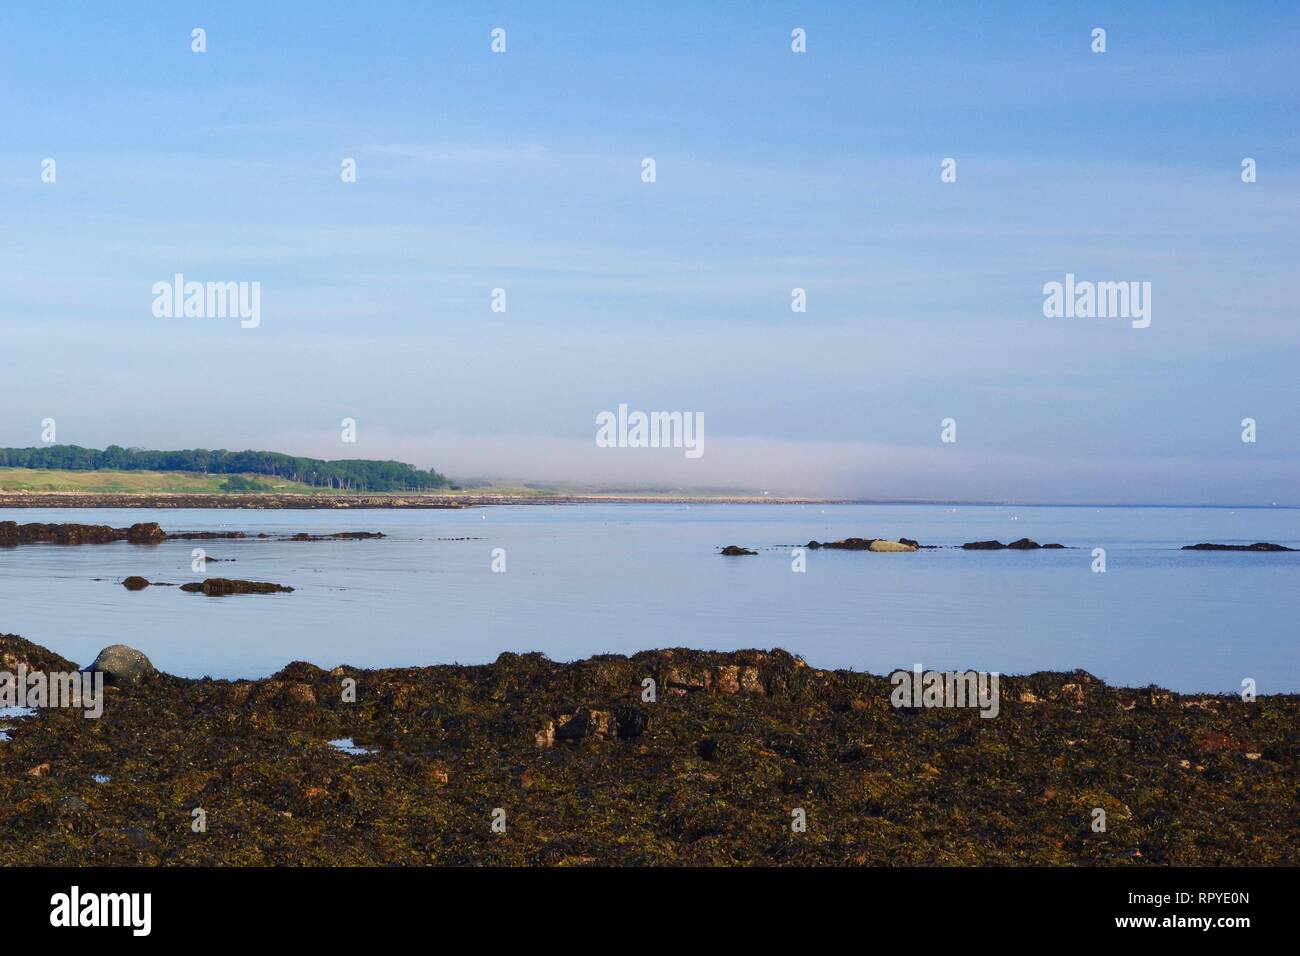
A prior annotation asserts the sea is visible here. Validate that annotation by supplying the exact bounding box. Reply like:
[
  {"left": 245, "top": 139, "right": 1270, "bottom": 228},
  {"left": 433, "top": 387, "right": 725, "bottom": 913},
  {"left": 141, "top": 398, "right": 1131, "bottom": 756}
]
[{"left": 1, "top": 503, "right": 1296, "bottom": 692}]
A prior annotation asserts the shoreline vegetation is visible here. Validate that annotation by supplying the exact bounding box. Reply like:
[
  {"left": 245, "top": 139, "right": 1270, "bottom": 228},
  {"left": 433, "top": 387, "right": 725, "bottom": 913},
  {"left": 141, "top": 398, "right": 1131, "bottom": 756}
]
[{"left": 0, "top": 631, "right": 1294, "bottom": 865}]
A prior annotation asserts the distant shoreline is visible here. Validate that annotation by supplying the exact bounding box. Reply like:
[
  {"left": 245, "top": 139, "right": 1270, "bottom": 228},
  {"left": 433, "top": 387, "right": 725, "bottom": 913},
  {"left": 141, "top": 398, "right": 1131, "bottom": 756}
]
[
  {"left": 0, "top": 491, "right": 1294, "bottom": 510},
  {"left": 0, "top": 491, "right": 834, "bottom": 509}
]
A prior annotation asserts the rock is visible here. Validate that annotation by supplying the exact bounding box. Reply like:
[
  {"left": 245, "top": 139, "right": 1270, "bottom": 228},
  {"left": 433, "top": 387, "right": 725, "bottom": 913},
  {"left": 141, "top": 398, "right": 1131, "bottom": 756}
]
[
  {"left": 288, "top": 531, "right": 386, "bottom": 541},
  {"left": 1181, "top": 542, "right": 1298, "bottom": 552},
  {"left": 664, "top": 664, "right": 712, "bottom": 694},
  {"left": 121, "top": 576, "right": 152, "bottom": 591},
  {"left": 614, "top": 704, "right": 649, "bottom": 739},
  {"left": 167, "top": 531, "right": 247, "bottom": 540},
  {"left": 963, "top": 539, "right": 1066, "bottom": 550},
  {"left": 86, "top": 644, "right": 155, "bottom": 688},
  {"left": 557, "top": 709, "right": 615, "bottom": 743},
  {"left": 179, "top": 578, "right": 294, "bottom": 595},
  {"left": 281, "top": 683, "right": 317, "bottom": 707},
  {"left": 720, "top": 545, "right": 757, "bottom": 556},
  {"left": 868, "top": 539, "right": 918, "bottom": 552},
  {"left": 126, "top": 522, "right": 166, "bottom": 544},
  {"left": 0, "top": 521, "right": 165, "bottom": 547},
  {"left": 715, "top": 665, "right": 741, "bottom": 694},
  {"left": 739, "top": 667, "right": 764, "bottom": 694},
  {"left": 805, "top": 537, "right": 917, "bottom": 552},
  {"left": 806, "top": 538, "right": 873, "bottom": 550}
]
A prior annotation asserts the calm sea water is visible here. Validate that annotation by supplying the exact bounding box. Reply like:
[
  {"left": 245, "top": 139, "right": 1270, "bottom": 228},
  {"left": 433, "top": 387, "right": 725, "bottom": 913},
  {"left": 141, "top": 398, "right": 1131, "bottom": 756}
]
[{"left": 1, "top": 504, "right": 1296, "bottom": 692}]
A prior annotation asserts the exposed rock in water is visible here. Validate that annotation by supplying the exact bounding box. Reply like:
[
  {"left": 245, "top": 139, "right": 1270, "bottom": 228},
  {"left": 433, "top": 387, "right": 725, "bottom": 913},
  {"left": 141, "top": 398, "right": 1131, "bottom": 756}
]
[
  {"left": 962, "top": 539, "right": 1067, "bottom": 550},
  {"left": 180, "top": 578, "right": 294, "bottom": 596},
  {"left": 167, "top": 531, "right": 248, "bottom": 540},
  {"left": 807, "top": 537, "right": 872, "bottom": 550},
  {"left": 805, "top": 538, "right": 918, "bottom": 552},
  {"left": 0, "top": 521, "right": 164, "bottom": 547},
  {"left": 120, "top": 577, "right": 174, "bottom": 590},
  {"left": 85, "top": 644, "right": 155, "bottom": 688},
  {"left": 868, "top": 539, "right": 918, "bottom": 553},
  {"left": 287, "top": 531, "right": 387, "bottom": 541},
  {"left": 1182, "top": 542, "right": 1297, "bottom": 552},
  {"left": 719, "top": 545, "right": 757, "bottom": 556}
]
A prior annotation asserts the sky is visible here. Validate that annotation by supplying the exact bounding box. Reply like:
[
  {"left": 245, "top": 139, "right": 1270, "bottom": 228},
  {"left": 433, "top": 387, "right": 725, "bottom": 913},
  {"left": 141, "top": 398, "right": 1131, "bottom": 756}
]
[{"left": 1, "top": 1, "right": 1297, "bottom": 503}]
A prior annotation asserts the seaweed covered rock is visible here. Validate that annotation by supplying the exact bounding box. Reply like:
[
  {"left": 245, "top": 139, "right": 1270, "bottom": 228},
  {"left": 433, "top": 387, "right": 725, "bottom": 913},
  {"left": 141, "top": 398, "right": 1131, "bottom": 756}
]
[
  {"left": 806, "top": 537, "right": 873, "bottom": 550},
  {"left": 126, "top": 523, "right": 166, "bottom": 544},
  {"left": 288, "top": 531, "right": 387, "bottom": 541},
  {"left": 85, "top": 644, "right": 155, "bottom": 688},
  {"left": 963, "top": 539, "right": 1067, "bottom": 550},
  {"left": 180, "top": 578, "right": 294, "bottom": 596},
  {"left": 0, "top": 633, "right": 78, "bottom": 673},
  {"left": 805, "top": 538, "right": 918, "bottom": 552},
  {"left": 1181, "top": 542, "right": 1297, "bottom": 552},
  {"left": 2, "top": 634, "right": 1296, "bottom": 867},
  {"left": 0, "top": 521, "right": 164, "bottom": 547}
]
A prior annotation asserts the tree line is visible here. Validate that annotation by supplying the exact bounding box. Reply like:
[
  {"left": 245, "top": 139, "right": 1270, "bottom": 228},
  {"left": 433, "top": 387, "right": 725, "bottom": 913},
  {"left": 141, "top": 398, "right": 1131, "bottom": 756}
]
[{"left": 0, "top": 445, "right": 453, "bottom": 492}]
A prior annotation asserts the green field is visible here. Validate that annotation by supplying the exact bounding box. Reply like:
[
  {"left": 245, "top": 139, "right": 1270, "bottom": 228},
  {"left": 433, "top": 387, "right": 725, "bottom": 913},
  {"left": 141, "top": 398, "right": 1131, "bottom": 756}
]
[
  {"left": 0, "top": 468, "right": 768, "bottom": 499},
  {"left": 0, "top": 467, "right": 333, "bottom": 494}
]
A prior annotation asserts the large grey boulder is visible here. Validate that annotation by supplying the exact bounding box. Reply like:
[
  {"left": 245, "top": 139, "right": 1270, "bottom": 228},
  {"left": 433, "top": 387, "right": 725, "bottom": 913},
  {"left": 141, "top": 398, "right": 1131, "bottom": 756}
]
[{"left": 85, "top": 645, "right": 156, "bottom": 688}]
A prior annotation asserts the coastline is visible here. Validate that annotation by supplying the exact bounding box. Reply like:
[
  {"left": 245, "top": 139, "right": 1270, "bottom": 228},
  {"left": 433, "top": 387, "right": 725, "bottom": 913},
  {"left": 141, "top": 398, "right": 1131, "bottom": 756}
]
[
  {"left": 2, "top": 632, "right": 1294, "bottom": 866},
  {"left": 0, "top": 491, "right": 839, "bottom": 509}
]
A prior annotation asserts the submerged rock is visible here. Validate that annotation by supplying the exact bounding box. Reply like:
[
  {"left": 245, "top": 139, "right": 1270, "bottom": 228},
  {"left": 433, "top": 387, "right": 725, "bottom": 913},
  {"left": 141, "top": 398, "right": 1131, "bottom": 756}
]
[
  {"left": 180, "top": 578, "right": 294, "bottom": 596},
  {"left": 719, "top": 545, "right": 757, "bottom": 556},
  {"left": 1182, "top": 542, "right": 1297, "bottom": 552},
  {"left": 86, "top": 644, "right": 155, "bottom": 688}
]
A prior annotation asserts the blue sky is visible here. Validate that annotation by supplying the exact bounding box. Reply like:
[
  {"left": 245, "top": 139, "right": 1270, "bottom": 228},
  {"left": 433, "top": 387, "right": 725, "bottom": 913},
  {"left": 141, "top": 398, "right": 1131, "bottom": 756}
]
[{"left": 1, "top": 1, "right": 1297, "bottom": 502}]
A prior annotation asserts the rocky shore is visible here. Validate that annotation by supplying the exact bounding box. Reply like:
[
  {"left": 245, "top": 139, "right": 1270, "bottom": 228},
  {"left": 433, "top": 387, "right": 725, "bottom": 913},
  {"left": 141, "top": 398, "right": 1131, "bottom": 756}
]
[{"left": 0, "top": 632, "right": 1294, "bottom": 866}]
